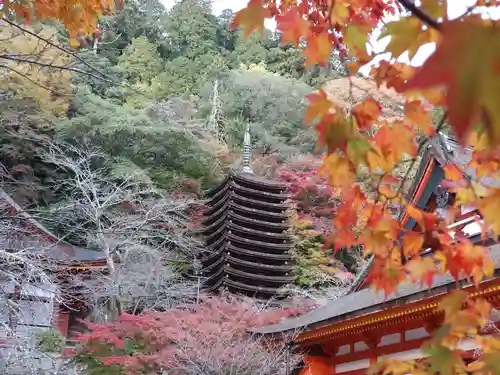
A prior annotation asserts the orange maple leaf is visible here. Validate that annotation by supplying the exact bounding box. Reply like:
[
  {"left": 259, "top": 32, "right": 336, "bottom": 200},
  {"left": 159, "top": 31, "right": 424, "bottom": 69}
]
[
  {"left": 304, "top": 31, "right": 331, "bottom": 67},
  {"left": 304, "top": 89, "right": 333, "bottom": 124},
  {"left": 405, "top": 100, "right": 435, "bottom": 136},
  {"left": 352, "top": 96, "right": 382, "bottom": 131},
  {"left": 333, "top": 229, "right": 358, "bottom": 250},
  {"left": 406, "top": 204, "right": 439, "bottom": 231},
  {"left": 401, "top": 231, "right": 424, "bottom": 257},
  {"left": 404, "top": 19, "right": 500, "bottom": 143},
  {"left": 276, "top": 6, "right": 309, "bottom": 46},
  {"left": 406, "top": 256, "right": 438, "bottom": 288},
  {"left": 334, "top": 202, "right": 358, "bottom": 228},
  {"left": 371, "top": 61, "right": 415, "bottom": 93},
  {"left": 231, "top": 0, "right": 271, "bottom": 38},
  {"left": 367, "top": 122, "right": 417, "bottom": 173},
  {"left": 443, "top": 164, "right": 462, "bottom": 182},
  {"left": 315, "top": 113, "right": 352, "bottom": 154},
  {"left": 368, "top": 257, "right": 406, "bottom": 296},
  {"left": 319, "top": 153, "right": 354, "bottom": 187}
]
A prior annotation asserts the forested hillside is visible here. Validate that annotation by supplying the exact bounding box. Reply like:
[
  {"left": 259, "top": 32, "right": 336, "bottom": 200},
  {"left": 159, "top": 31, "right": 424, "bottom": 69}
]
[{"left": 0, "top": 0, "right": 371, "bottom": 293}]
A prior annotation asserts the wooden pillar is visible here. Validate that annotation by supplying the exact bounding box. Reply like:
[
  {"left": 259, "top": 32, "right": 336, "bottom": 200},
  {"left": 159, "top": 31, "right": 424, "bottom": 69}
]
[
  {"left": 53, "top": 304, "right": 70, "bottom": 337},
  {"left": 363, "top": 333, "right": 380, "bottom": 366}
]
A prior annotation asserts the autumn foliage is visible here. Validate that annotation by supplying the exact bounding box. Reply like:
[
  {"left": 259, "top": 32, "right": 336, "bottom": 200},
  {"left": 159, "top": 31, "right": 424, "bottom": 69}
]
[
  {"left": 70, "top": 295, "right": 314, "bottom": 375},
  {"left": 4, "top": 0, "right": 121, "bottom": 46},
  {"left": 231, "top": 0, "right": 500, "bottom": 374}
]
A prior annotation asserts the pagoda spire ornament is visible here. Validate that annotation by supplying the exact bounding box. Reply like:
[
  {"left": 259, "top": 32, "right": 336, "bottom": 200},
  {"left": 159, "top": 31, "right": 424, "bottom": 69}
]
[{"left": 241, "top": 123, "right": 253, "bottom": 174}]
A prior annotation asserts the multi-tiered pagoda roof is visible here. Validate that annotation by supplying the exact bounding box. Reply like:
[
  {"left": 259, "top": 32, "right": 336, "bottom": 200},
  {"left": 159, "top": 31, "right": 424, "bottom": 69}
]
[{"left": 196, "top": 128, "right": 294, "bottom": 299}]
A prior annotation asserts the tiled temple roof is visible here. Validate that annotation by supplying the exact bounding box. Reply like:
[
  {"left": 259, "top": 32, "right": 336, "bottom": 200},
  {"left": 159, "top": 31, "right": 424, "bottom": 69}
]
[{"left": 252, "top": 243, "right": 500, "bottom": 334}]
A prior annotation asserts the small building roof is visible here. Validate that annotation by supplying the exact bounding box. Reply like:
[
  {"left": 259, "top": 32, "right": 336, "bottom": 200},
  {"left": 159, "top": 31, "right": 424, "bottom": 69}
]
[
  {"left": 252, "top": 243, "right": 500, "bottom": 335},
  {"left": 0, "top": 189, "right": 105, "bottom": 263}
]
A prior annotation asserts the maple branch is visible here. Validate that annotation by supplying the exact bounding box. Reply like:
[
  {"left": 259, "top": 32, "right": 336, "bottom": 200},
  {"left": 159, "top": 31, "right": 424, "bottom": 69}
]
[
  {"left": 397, "top": 0, "right": 441, "bottom": 30},
  {"left": 0, "top": 54, "right": 112, "bottom": 82},
  {"left": 1, "top": 17, "right": 112, "bottom": 81},
  {"left": 0, "top": 63, "right": 68, "bottom": 96}
]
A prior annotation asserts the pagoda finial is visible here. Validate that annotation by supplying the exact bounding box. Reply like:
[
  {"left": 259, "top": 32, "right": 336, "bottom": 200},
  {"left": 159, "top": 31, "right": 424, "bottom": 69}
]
[{"left": 241, "top": 123, "right": 253, "bottom": 173}]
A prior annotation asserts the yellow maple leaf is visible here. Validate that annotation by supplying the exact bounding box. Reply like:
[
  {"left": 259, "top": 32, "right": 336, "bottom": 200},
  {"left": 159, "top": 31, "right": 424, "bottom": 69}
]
[
  {"left": 476, "top": 188, "right": 500, "bottom": 237},
  {"left": 319, "top": 153, "right": 354, "bottom": 187},
  {"left": 330, "top": 2, "right": 350, "bottom": 26},
  {"left": 379, "top": 17, "right": 438, "bottom": 60},
  {"left": 231, "top": 0, "right": 271, "bottom": 38},
  {"left": 439, "top": 290, "right": 468, "bottom": 323},
  {"left": 421, "top": 0, "right": 448, "bottom": 19}
]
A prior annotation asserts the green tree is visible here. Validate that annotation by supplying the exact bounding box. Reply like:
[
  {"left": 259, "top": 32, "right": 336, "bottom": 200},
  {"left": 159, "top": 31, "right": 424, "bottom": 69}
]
[
  {"left": 97, "top": 0, "right": 167, "bottom": 62},
  {"left": 200, "top": 70, "right": 316, "bottom": 155},
  {"left": 118, "top": 36, "right": 163, "bottom": 84},
  {"left": 163, "top": 0, "right": 220, "bottom": 58}
]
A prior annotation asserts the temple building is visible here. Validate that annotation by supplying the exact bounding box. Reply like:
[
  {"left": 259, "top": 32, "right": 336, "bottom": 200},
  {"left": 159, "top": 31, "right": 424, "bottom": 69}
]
[
  {"left": 196, "top": 125, "right": 295, "bottom": 299},
  {"left": 251, "top": 134, "right": 500, "bottom": 374},
  {"left": 0, "top": 189, "right": 108, "bottom": 343}
]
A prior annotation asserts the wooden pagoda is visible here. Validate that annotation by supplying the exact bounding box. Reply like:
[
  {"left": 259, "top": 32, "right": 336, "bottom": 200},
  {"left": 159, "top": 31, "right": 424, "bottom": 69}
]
[
  {"left": 196, "top": 126, "right": 295, "bottom": 299},
  {"left": 251, "top": 134, "right": 500, "bottom": 374}
]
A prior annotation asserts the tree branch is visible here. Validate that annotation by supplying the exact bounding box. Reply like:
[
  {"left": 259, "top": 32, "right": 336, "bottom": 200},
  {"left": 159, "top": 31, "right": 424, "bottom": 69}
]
[
  {"left": 0, "top": 54, "right": 112, "bottom": 82},
  {"left": 397, "top": 0, "right": 441, "bottom": 30},
  {"left": 2, "top": 17, "right": 113, "bottom": 80}
]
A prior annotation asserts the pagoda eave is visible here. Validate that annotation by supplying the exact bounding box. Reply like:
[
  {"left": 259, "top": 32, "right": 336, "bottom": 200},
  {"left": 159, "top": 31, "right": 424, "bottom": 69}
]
[
  {"left": 226, "top": 255, "right": 294, "bottom": 273},
  {"left": 224, "top": 266, "right": 295, "bottom": 284},
  {"left": 224, "top": 278, "right": 287, "bottom": 296},
  {"left": 226, "top": 243, "right": 293, "bottom": 261}
]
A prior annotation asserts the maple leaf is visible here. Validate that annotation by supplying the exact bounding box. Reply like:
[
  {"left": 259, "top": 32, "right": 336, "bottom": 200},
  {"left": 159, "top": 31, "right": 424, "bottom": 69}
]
[
  {"left": 352, "top": 96, "right": 381, "bottom": 131},
  {"left": 346, "top": 137, "right": 373, "bottom": 166},
  {"left": 231, "top": 0, "right": 271, "bottom": 38},
  {"left": 401, "top": 231, "right": 424, "bottom": 257},
  {"left": 371, "top": 61, "right": 415, "bottom": 93},
  {"left": 421, "top": 0, "right": 448, "bottom": 19},
  {"left": 333, "top": 229, "right": 358, "bottom": 250},
  {"left": 367, "top": 122, "right": 417, "bottom": 173},
  {"left": 440, "top": 290, "right": 468, "bottom": 322},
  {"left": 304, "top": 89, "right": 333, "bottom": 124},
  {"left": 470, "top": 354, "right": 500, "bottom": 375},
  {"left": 368, "top": 257, "right": 406, "bottom": 296},
  {"left": 405, "top": 100, "right": 435, "bottom": 135},
  {"left": 319, "top": 153, "right": 354, "bottom": 187},
  {"left": 404, "top": 19, "right": 500, "bottom": 143},
  {"left": 314, "top": 113, "right": 351, "bottom": 154},
  {"left": 443, "top": 164, "right": 462, "bottom": 182},
  {"left": 476, "top": 188, "right": 500, "bottom": 237},
  {"left": 406, "top": 256, "right": 438, "bottom": 288},
  {"left": 304, "top": 32, "right": 332, "bottom": 67},
  {"left": 330, "top": 2, "right": 350, "bottom": 26},
  {"left": 276, "top": 6, "right": 309, "bottom": 46},
  {"left": 344, "top": 24, "right": 371, "bottom": 65},
  {"left": 424, "top": 344, "right": 466, "bottom": 375},
  {"left": 379, "top": 17, "right": 430, "bottom": 59},
  {"left": 406, "top": 204, "right": 438, "bottom": 231}
]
